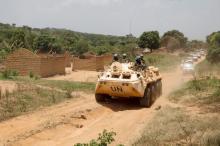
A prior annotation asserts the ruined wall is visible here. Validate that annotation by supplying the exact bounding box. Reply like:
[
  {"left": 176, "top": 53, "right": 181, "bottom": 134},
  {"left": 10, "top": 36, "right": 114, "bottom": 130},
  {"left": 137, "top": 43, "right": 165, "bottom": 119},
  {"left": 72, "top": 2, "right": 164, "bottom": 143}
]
[
  {"left": 5, "top": 49, "right": 66, "bottom": 77},
  {"left": 72, "top": 55, "right": 112, "bottom": 71},
  {"left": 5, "top": 49, "right": 41, "bottom": 76},
  {"left": 39, "top": 55, "right": 66, "bottom": 77}
]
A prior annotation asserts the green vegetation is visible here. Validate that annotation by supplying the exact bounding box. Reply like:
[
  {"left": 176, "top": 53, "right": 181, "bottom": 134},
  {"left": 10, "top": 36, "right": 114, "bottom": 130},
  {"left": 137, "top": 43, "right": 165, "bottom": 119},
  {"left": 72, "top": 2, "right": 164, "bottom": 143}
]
[
  {"left": 144, "top": 53, "right": 181, "bottom": 71},
  {"left": 206, "top": 31, "right": 220, "bottom": 63},
  {"left": 0, "top": 22, "right": 137, "bottom": 59},
  {"left": 74, "top": 129, "right": 123, "bottom": 146},
  {"left": 0, "top": 69, "right": 19, "bottom": 79},
  {"left": 133, "top": 106, "right": 220, "bottom": 146},
  {"left": 138, "top": 31, "right": 160, "bottom": 52}
]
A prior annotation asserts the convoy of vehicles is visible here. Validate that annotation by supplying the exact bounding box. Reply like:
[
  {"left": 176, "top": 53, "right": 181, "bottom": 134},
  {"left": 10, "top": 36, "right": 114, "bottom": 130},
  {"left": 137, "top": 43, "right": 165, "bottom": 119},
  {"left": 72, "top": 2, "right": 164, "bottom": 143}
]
[{"left": 181, "top": 49, "right": 206, "bottom": 74}]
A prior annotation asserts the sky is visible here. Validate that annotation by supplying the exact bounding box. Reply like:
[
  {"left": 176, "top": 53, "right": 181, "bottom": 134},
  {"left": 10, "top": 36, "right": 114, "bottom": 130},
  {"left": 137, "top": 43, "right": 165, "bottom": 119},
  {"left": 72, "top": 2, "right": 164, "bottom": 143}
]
[{"left": 0, "top": 0, "right": 219, "bottom": 40}]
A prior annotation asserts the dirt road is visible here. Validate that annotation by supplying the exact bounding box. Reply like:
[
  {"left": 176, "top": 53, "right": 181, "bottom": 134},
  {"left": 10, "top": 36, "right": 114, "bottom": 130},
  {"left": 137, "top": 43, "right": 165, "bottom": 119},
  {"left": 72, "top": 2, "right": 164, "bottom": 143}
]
[{"left": 0, "top": 66, "right": 195, "bottom": 146}]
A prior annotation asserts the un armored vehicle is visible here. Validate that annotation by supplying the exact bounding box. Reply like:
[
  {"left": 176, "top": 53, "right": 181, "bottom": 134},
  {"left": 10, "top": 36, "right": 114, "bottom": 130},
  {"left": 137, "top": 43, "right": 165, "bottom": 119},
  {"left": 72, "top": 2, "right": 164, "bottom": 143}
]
[{"left": 95, "top": 61, "right": 162, "bottom": 107}]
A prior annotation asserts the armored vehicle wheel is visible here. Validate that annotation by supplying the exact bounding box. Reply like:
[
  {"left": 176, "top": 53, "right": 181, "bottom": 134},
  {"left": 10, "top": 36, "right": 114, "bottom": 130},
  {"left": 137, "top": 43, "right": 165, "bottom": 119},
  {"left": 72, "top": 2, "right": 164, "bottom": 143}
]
[
  {"left": 139, "top": 86, "right": 152, "bottom": 107},
  {"left": 155, "top": 80, "right": 161, "bottom": 98},
  {"left": 158, "top": 80, "right": 162, "bottom": 96},
  {"left": 95, "top": 94, "right": 106, "bottom": 102},
  {"left": 151, "top": 83, "right": 157, "bottom": 102}
]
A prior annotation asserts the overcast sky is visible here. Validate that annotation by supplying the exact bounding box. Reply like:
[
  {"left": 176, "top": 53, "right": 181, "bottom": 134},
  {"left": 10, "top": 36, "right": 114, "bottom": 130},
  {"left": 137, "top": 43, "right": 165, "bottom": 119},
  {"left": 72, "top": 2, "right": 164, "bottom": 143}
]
[{"left": 0, "top": 0, "right": 219, "bottom": 40}]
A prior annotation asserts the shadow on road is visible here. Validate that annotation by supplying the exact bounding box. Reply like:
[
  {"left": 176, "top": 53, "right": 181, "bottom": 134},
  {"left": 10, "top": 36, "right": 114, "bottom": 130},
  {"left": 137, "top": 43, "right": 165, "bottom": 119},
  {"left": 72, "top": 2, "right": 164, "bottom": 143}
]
[{"left": 98, "top": 98, "right": 145, "bottom": 112}]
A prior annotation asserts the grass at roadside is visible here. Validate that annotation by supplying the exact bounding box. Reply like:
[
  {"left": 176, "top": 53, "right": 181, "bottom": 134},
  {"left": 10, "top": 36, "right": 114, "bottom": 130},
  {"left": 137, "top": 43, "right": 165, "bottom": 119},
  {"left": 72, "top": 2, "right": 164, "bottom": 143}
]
[
  {"left": 14, "top": 77, "right": 96, "bottom": 92},
  {"left": 0, "top": 74, "right": 96, "bottom": 92},
  {"left": 144, "top": 53, "right": 181, "bottom": 71},
  {"left": 0, "top": 83, "right": 73, "bottom": 121},
  {"left": 168, "top": 78, "right": 220, "bottom": 112},
  {"left": 0, "top": 75, "right": 95, "bottom": 121},
  {"left": 133, "top": 106, "right": 220, "bottom": 146},
  {"left": 195, "top": 60, "right": 220, "bottom": 77}
]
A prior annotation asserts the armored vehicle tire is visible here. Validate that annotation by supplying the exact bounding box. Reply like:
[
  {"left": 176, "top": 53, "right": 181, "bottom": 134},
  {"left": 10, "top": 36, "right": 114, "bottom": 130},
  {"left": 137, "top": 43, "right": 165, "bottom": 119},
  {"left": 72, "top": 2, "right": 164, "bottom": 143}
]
[
  {"left": 95, "top": 94, "right": 106, "bottom": 102},
  {"left": 155, "top": 80, "right": 162, "bottom": 97},
  {"left": 158, "top": 80, "right": 162, "bottom": 96},
  {"left": 139, "top": 86, "right": 152, "bottom": 107},
  {"left": 151, "top": 83, "right": 157, "bottom": 102}
]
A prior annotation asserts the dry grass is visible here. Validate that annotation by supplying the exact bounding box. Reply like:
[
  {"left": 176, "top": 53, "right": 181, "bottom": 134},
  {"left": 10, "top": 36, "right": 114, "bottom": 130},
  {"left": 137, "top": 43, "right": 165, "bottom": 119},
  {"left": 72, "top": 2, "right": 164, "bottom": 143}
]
[
  {"left": 168, "top": 78, "right": 220, "bottom": 112},
  {"left": 133, "top": 106, "right": 220, "bottom": 146},
  {"left": 0, "top": 83, "right": 77, "bottom": 121},
  {"left": 195, "top": 60, "right": 220, "bottom": 77},
  {"left": 144, "top": 53, "right": 181, "bottom": 71}
]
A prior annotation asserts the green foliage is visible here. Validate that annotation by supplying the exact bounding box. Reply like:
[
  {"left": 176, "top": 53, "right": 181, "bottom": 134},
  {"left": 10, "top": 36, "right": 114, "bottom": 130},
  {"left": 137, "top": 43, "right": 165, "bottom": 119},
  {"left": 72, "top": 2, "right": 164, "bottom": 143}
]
[
  {"left": 206, "top": 31, "right": 220, "bottom": 63},
  {"left": 0, "top": 22, "right": 137, "bottom": 58},
  {"left": 33, "top": 34, "right": 62, "bottom": 53},
  {"left": 1, "top": 69, "right": 19, "bottom": 79},
  {"left": 161, "top": 30, "right": 187, "bottom": 49},
  {"left": 207, "top": 47, "right": 220, "bottom": 63},
  {"left": 74, "top": 129, "right": 117, "bottom": 146},
  {"left": 29, "top": 71, "right": 34, "bottom": 78},
  {"left": 138, "top": 31, "right": 160, "bottom": 51},
  {"left": 73, "top": 39, "right": 89, "bottom": 56}
]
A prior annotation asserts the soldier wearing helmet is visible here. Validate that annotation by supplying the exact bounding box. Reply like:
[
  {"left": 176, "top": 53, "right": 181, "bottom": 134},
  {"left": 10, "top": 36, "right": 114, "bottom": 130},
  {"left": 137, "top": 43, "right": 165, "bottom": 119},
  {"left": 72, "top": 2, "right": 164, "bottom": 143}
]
[
  {"left": 134, "top": 56, "right": 142, "bottom": 71},
  {"left": 134, "top": 55, "right": 147, "bottom": 71},
  {"left": 140, "top": 54, "right": 145, "bottom": 64},
  {"left": 112, "top": 53, "right": 119, "bottom": 62},
  {"left": 121, "top": 53, "right": 129, "bottom": 63}
]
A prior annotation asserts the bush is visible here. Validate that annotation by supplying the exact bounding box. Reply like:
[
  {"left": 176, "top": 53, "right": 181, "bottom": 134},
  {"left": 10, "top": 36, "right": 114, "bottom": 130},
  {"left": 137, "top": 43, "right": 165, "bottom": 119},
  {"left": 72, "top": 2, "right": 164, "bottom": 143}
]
[
  {"left": 2, "top": 70, "right": 11, "bottom": 79},
  {"left": 1, "top": 69, "right": 19, "bottom": 79},
  {"left": 29, "top": 71, "right": 34, "bottom": 78},
  {"left": 207, "top": 47, "right": 220, "bottom": 63},
  {"left": 74, "top": 129, "right": 118, "bottom": 146},
  {"left": 11, "top": 70, "right": 19, "bottom": 76}
]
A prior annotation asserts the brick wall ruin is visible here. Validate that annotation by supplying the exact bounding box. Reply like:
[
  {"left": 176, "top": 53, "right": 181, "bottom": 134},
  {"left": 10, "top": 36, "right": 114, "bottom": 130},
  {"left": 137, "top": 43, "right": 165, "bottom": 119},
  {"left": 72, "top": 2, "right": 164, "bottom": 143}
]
[
  {"left": 5, "top": 49, "right": 41, "bottom": 76},
  {"left": 5, "top": 48, "right": 66, "bottom": 77},
  {"left": 72, "top": 55, "right": 112, "bottom": 71}
]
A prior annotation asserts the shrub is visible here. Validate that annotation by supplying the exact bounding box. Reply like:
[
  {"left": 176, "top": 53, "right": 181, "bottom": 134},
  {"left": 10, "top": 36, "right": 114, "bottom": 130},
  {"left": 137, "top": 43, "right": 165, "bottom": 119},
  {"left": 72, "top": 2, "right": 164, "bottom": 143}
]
[
  {"left": 2, "top": 70, "right": 11, "bottom": 79},
  {"left": 207, "top": 47, "right": 220, "bottom": 63},
  {"left": 74, "top": 129, "right": 117, "bottom": 146},
  {"left": 29, "top": 71, "right": 34, "bottom": 78},
  {"left": 11, "top": 70, "right": 19, "bottom": 76}
]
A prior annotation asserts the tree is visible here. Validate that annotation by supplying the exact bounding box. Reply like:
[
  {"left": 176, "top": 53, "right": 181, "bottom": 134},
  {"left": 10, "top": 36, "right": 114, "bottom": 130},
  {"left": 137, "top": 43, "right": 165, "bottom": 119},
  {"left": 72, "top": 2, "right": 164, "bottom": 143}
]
[
  {"left": 72, "top": 40, "right": 89, "bottom": 56},
  {"left": 11, "top": 29, "right": 25, "bottom": 49},
  {"left": 161, "top": 30, "right": 187, "bottom": 49},
  {"left": 138, "top": 31, "right": 160, "bottom": 52},
  {"left": 33, "top": 34, "right": 63, "bottom": 53},
  {"left": 206, "top": 31, "right": 220, "bottom": 63}
]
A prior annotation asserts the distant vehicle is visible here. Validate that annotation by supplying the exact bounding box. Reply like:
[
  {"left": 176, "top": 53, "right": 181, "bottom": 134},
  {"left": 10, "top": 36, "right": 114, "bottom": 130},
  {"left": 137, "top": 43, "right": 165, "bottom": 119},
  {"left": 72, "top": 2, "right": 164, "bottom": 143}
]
[
  {"left": 192, "top": 55, "right": 199, "bottom": 61},
  {"left": 181, "top": 62, "right": 194, "bottom": 74}
]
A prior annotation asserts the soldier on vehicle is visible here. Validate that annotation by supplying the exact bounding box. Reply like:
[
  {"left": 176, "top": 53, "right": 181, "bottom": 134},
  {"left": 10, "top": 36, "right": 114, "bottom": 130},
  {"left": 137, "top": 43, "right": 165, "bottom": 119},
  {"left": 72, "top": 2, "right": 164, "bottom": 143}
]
[
  {"left": 140, "top": 54, "right": 145, "bottom": 64},
  {"left": 134, "top": 56, "right": 142, "bottom": 71},
  {"left": 121, "top": 53, "right": 129, "bottom": 63},
  {"left": 112, "top": 53, "right": 119, "bottom": 62},
  {"left": 134, "top": 55, "right": 147, "bottom": 71},
  {"left": 140, "top": 54, "right": 148, "bottom": 69}
]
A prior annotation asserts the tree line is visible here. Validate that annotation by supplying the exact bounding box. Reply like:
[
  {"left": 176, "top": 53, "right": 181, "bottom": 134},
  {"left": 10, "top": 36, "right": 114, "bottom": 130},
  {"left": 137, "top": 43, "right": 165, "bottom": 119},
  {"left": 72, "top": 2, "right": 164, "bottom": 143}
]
[{"left": 0, "top": 22, "right": 218, "bottom": 64}]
